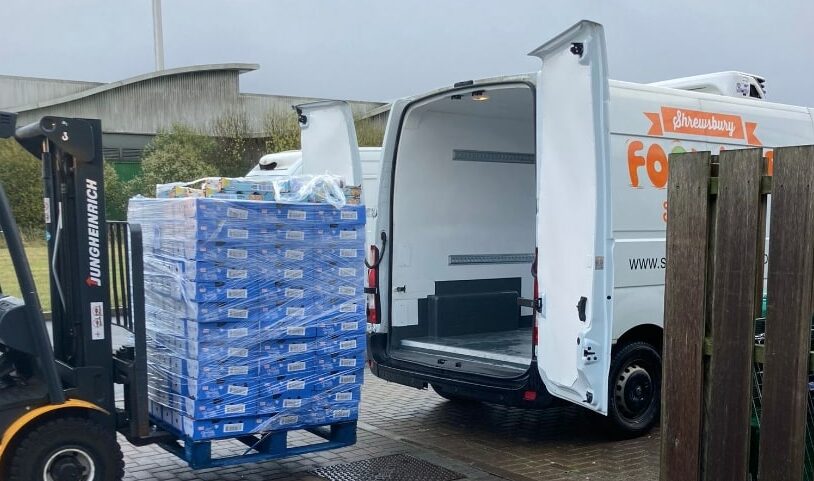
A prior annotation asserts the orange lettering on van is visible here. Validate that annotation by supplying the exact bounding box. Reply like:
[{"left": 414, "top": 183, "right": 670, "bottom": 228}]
[
  {"left": 627, "top": 141, "right": 645, "bottom": 187},
  {"left": 647, "top": 144, "right": 669, "bottom": 188}
]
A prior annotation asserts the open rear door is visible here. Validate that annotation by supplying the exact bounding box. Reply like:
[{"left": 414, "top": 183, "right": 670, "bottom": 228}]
[
  {"left": 531, "top": 20, "right": 613, "bottom": 414},
  {"left": 295, "top": 100, "right": 362, "bottom": 187}
]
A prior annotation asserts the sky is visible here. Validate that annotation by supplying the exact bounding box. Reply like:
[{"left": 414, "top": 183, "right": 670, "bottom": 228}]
[{"left": 1, "top": 1, "right": 813, "bottom": 106}]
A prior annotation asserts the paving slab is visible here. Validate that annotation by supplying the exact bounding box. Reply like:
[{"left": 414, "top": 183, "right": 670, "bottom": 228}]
[{"left": 121, "top": 375, "right": 659, "bottom": 480}]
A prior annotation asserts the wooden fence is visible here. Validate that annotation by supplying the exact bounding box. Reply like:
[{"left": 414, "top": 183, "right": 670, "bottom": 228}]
[{"left": 661, "top": 146, "right": 814, "bottom": 481}]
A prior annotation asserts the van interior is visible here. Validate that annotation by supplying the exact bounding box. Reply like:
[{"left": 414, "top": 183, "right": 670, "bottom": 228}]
[{"left": 388, "top": 83, "right": 536, "bottom": 378}]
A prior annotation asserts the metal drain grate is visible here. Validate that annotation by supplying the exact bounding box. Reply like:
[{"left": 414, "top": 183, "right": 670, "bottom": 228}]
[{"left": 312, "top": 453, "right": 465, "bottom": 481}]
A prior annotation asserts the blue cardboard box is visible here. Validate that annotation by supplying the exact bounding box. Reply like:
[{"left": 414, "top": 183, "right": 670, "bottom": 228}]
[
  {"left": 317, "top": 299, "right": 364, "bottom": 317},
  {"left": 314, "top": 246, "right": 366, "bottom": 265},
  {"left": 317, "top": 333, "right": 366, "bottom": 357},
  {"left": 254, "top": 412, "right": 308, "bottom": 431},
  {"left": 316, "top": 264, "right": 365, "bottom": 286},
  {"left": 309, "top": 402, "right": 360, "bottom": 424},
  {"left": 270, "top": 203, "right": 333, "bottom": 224},
  {"left": 183, "top": 320, "right": 260, "bottom": 343},
  {"left": 181, "top": 280, "right": 269, "bottom": 303},
  {"left": 323, "top": 205, "right": 366, "bottom": 225},
  {"left": 318, "top": 282, "right": 362, "bottom": 299},
  {"left": 265, "top": 225, "right": 325, "bottom": 244},
  {"left": 258, "top": 355, "right": 320, "bottom": 377},
  {"left": 148, "top": 350, "right": 259, "bottom": 381},
  {"left": 317, "top": 351, "right": 366, "bottom": 371},
  {"left": 258, "top": 301, "right": 324, "bottom": 327},
  {"left": 259, "top": 323, "right": 318, "bottom": 340},
  {"left": 313, "top": 367, "right": 364, "bottom": 391},
  {"left": 259, "top": 338, "right": 318, "bottom": 359},
  {"left": 156, "top": 391, "right": 257, "bottom": 419},
  {"left": 317, "top": 385, "right": 362, "bottom": 404},
  {"left": 186, "top": 302, "right": 270, "bottom": 323},
  {"left": 316, "top": 316, "right": 366, "bottom": 337},
  {"left": 164, "top": 375, "right": 258, "bottom": 400},
  {"left": 187, "top": 340, "right": 260, "bottom": 363},
  {"left": 257, "top": 392, "right": 316, "bottom": 414},
  {"left": 320, "top": 225, "right": 366, "bottom": 244},
  {"left": 177, "top": 413, "right": 269, "bottom": 441}
]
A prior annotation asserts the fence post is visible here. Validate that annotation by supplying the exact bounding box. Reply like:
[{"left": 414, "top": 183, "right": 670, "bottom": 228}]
[
  {"left": 661, "top": 151, "right": 712, "bottom": 481},
  {"left": 757, "top": 145, "right": 814, "bottom": 481},
  {"left": 702, "top": 148, "right": 765, "bottom": 481}
]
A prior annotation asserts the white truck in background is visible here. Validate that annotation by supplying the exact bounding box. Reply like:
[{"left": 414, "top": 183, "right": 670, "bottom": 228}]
[{"left": 246, "top": 146, "right": 383, "bottom": 248}]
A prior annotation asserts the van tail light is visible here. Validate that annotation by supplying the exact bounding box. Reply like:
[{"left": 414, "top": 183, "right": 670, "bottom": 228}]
[
  {"left": 366, "top": 245, "right": 381, "bottom": 324},
  {"left": 532, "top": 248, "right": 539, "bottom": 346}
]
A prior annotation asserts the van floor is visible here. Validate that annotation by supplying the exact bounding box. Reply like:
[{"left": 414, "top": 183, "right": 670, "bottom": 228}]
[{"left": 400, "top": 328, "right": 533, "bottom": 368}]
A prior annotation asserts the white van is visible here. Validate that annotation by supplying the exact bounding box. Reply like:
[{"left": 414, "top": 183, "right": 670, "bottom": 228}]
[
  {"left": 246, "top": 146, "right": 383, "bottom": 248},
  {"left": 353, "top": 21, "right": 814, "bottom": 436}
]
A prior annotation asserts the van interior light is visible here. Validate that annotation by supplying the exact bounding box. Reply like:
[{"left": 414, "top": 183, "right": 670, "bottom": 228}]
[{"left": 471, "top": 90, "right": 489, "bottom": 101}]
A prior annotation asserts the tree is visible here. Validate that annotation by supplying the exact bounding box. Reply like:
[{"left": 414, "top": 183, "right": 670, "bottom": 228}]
[
  {"left": 0, "top": 139, "right": 43, "bottom": 232},
  {"left": 104, "top": 162, "right": 140, "bottom": 221},
  {"left": 138, "top": 125, "right": 219, "bottom": 196},
  {"left": 355, "top": 119, "right": 384, "bottom": 147},
  {"left": 263, "top": 111, "right": 300, "bottom": 154},
  {"left": 211, "top": 111, "right": 255, "bottom": 177}
]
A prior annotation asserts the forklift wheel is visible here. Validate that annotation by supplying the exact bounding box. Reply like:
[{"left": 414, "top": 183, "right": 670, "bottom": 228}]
[{"left": 5, "top": 416, "right": 124, "bottom": 481}]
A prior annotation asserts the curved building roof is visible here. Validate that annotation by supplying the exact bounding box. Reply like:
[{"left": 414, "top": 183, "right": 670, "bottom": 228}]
[
  {"left": 4, "top": 63, "right": 384, "bottom": 139},
  {"left": 7, "top": 63, "right": 259, "bottom": 113}
]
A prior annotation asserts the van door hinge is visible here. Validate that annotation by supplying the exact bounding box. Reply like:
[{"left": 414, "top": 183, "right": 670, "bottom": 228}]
[{"left": 517, "top": 297, "right": 542, "bottom": 313}]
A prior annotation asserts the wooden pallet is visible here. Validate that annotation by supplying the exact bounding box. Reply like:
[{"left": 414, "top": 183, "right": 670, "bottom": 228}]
[{"left": 156, "top": 420, "right": 357, "bottom": 469}]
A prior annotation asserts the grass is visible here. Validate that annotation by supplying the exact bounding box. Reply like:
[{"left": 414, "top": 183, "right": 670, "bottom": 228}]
[
  {"left": 0, "top": 242, "right": 50, "bottom": 308},
  {"left": 1, "top": 240, "right": 131, "bottom": 312}
]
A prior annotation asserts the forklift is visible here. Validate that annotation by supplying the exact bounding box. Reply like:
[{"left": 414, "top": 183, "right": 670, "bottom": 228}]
[{"left": 0, "top": 112, "right": 167, "bottom": 481}]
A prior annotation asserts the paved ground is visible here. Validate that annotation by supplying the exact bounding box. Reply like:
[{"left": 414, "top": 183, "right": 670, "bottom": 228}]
[{"left": 121, "top": 375, "right": 659, "bottom": 481}]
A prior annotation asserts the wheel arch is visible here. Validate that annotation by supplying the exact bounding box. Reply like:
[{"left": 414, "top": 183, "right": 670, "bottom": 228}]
[
  {"left": 0, "top": 399, "right": 108, "bottom": 468},
  {"left": 614, "top": 323, "right": 663, "bottom": 353}
]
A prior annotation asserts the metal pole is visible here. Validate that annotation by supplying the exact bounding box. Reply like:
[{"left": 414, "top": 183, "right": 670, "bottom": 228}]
[{"left": 152, "top": 0, "right": 165, "bottom": 71}]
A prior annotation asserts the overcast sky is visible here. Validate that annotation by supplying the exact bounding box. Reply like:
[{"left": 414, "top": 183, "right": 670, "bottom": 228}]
[{"left": 1, "top": 1, "right": 812, "bottom": 106}]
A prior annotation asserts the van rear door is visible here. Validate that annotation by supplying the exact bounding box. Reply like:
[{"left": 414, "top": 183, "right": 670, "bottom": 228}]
[
  {"left": 531, "top": 20, "right": 613, "bottom": 414},
  {"left": 295, "top": 100, "right": 363, "bottom": 187}
]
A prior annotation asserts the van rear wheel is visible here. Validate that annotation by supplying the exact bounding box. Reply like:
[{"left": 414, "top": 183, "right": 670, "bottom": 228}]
[{"left": 606, "top": 341, "right": 661, "bottom": 437}]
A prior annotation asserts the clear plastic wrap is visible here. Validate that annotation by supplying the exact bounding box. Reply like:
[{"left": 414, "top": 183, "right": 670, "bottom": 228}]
[
  {"left": 155, "top": 174, "right": 360, "bottom": 208},
  {"left": 129, "top": 196, "right": 366, "bottom": 441}
]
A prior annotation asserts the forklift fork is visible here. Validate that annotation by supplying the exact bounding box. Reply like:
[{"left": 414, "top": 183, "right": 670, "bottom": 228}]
[{"left": 107, "top": 221, "right": 155, "bottom": 442}]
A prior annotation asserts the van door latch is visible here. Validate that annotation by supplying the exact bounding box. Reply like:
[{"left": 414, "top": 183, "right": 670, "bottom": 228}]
[
  {"left": 394, "top": 285, "right": 406, "bottom": 293},
  {"left": 582, "top": 346, "right": 598, "bottom": 364},
  {"left": 576, "top": 296, "right": 587, "bottom": 321}
]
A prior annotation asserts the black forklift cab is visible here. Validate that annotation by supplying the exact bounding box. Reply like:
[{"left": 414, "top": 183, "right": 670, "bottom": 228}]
[{"left": 0, "top": 112, "right": 163, "bottom": 481}]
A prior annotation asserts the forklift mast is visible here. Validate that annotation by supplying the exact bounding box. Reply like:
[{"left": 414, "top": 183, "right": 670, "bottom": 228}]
[
  {"left": 14, "top": 115, "right": 116, "bottom": 413},
  {"left": 1, "top": 113, "right": 158, "bottom": 436}
]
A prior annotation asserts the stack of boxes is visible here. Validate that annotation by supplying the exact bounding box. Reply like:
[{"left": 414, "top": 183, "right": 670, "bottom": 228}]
[{"left": 129, "top": 193, "right": 366, "bottom": 441}]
